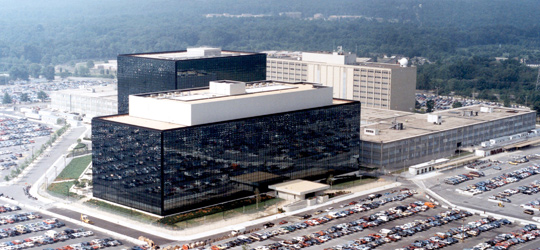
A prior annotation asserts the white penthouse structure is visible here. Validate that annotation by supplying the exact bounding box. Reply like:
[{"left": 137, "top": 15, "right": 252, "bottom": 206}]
[{"left": 265, "top": 49, "right": 416, "bottom": 112}]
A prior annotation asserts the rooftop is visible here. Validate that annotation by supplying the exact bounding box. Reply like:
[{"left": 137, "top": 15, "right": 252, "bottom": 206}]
[
  {"left": 264, "top": 50, "right": 406, "bottom": 69},
  {"left": 268, "top": 179, "right": 329, "bottom": 196},
  {"left": 53, "top": 84, "right": 117, "bottom": 101},
  {"left": 361, "top": 105, "right": 535, "bottom": 143},
  {"left": 101, "top": 80, "right": 353, "bottom": 130},
  {"left": 125, "top": 47, "right": 260, "bottom": 60}
]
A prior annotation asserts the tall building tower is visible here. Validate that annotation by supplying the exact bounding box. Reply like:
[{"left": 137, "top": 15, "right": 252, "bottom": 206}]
[
  {"left": 265, "top": 49, "right": 416, "bottom": 112},
  {"left": 92, "top": 80, "right": 360, "bottom": 215},
  {"left": 117, "top": 47, "right": 266, "bottom": 113}
]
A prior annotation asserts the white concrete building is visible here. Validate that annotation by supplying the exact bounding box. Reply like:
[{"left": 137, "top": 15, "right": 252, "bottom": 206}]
[
  {"left": 50, "top": 84, "right": 118, "bottom": 120},
  {"left": 265, "top": 49, "right": 417, "bottom": 112}
]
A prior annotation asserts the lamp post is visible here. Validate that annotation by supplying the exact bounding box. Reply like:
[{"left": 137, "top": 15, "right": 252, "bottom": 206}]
[{"left": 31, "top": 146, "right": 34, "bottom": 159}]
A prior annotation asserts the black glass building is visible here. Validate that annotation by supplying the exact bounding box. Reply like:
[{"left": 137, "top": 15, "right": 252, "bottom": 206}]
[
  {"left": 92, "top": 100, "right": 360, "bottom": 215},
  {"left": 117, "top": 48, "right": 266, "bottom": 113}
]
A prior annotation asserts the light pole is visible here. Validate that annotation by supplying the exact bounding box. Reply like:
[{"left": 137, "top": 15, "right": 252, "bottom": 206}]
[{"left": 31, "top": 146, "right": 34, "bottom": 159}]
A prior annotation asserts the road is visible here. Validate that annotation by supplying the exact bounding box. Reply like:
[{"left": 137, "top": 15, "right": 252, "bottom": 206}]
[{"left": 0, "top": 123, "right": 175, "bottom": 246}]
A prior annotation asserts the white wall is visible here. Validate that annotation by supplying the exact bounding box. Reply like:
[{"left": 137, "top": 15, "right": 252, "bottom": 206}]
[{"left": 129, "top": 87, "right": 333, "bottom": 126}]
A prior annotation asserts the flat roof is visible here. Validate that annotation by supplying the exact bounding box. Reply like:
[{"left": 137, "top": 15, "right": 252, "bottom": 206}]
[
  {"left": 126, "top": 50, "right": 260, "bottom": 60},
  {"left": 101, "top": 115, "right": 185, "bottom": 130},
  {"left": 265, "top": 51, "right": 407, "bottom": 69},
  {"left": 268, "top": 179, "right": 329, "bottom": 196},
  {"left": 138, "top": 81, "right": 322, "bottom": 104},
  {"left": 361, "top": 105, "right": 536, "bottom": 143},
  {"left": 54, "top": 84, "right": 118, "bottom": 101},
  {"left": 104, "top": 98, "right": 351, "bottom": 130}
]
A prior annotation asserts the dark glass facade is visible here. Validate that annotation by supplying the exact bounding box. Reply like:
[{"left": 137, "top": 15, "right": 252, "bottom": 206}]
[
  {"left": 117, "top": 52, "right": 266, "bottom": 114},
  {"left": 92, "top": 101, "right": 360, "bottom": 215}
]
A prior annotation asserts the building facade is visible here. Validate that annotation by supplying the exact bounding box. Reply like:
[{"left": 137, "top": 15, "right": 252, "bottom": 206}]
[
  {"left": 117, "top": 47, "right": 266, "bottom": 113},
  {"left": 92, "top": 81, "right": 360, "bottom": 215},
  {"left": 265, "top": 50, "right": 416, "bottom": 112},
  {"left": 359, "top": 106, "right": 537, "bottom": 171},
  {"left": 50, "top": 84, "right": 118, "bottom": 120}
]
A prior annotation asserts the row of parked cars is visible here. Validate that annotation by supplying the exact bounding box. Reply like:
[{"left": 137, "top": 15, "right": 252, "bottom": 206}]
[
  {"left": 0, "top": 227, "right": 95, "bottom": 250},
  {"left": 205, "top": 191, "right": 416, "bottom": 250},
  {"left": 0, "top": 219, "right": 65, "bottom": 237},
  {"left": 0, "top": 211, "right": 41, "bottom": 226},
  {"left": 321, "top": 208, "right": 473, "bottom": 250},
  {"left": 397, "top": 217, "right": 512, "bottom": 250},
  {"left": 444, "top": 171, "right": 484, "bottom": 185},
  {"left": 460, "top": 165, "right": 540, "bottom": 195},
  {"left": 468, "top": 224, "right": 538, "bottom": 250},
  {"left": 41, "top": 237, "right": 122, "bottom": 250},
  {"left": 251, "top": 199, "right": 431, "bottom": 250}
]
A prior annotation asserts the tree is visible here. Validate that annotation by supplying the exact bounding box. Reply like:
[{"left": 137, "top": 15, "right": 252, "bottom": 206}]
[
  {"left": 2, "top": 93, "right": 12, "bottom": 104},
  {"left": 20, "top": 93, "right": 29, "bottom": 102},
  {"left": 452, "top": 101, "right": 463, "bottom": 108},
  {"left": 8, "top": 66, "right": 29, "bottom": 80},
  {"left": 37, "top": 91, "right": 48, "bottom": 101},
  {"left": 77, "top": 66, "right": 90, "bottom": 76},
  {"left": 326, "top": 174, "right": 334, "bottom": 188},
  {"left": 426, "top": 100, "right": 435, "bottom": 113},
  {"left": 42, "top": 65, "right": 55, "bottom": 81},
  {"left": 415, "top": 100, "right": 421, "bottom": 109},
  {"left": 86, "top": 60, "right": 95, "bottom": 69},
  {"left": 29, "top": 63, "right": 42, "bottom": 78}
]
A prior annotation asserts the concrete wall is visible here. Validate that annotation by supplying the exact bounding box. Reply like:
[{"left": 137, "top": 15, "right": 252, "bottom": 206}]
[
  {"left": 389, "top": 67, "right": 416, "bottom": 112},
  {"left": 360, "top": 112, "right": 537, "bottom": 170}
]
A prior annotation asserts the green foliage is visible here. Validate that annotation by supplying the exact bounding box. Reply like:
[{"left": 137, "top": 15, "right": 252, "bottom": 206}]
[
  {"left": 418, "top": 57, "right": 538, "bottom": 110},
  {"left": 42, "top": 65, "right": 55, "bottom": 81},
  {"left": 47, "top": 181, "right": 75, "bottom": 197},
  {"left": 158, "top": 194, "right": 274, "bottom": 226},
  {"left": 2, "top": 93, "right": 12, "bottom": 104},
  {"left": 452, "top": 101, "right": 463, "bottom": 108},
  {"left": 37, "top": 91, "right": 48, "bottom": 101},
  {"left": 29, "top": 63, "right": 42, "bottom": 78},
  {"left": 0, "top": 0, "right": 539, "bottom": 75},
  {"left": 426, "top": 100, "right": 434, "bottom": 113},
  {"left": 8, "top": 65, "right": 29, "bottom": 80},
  {"left": 55, "top": 155, "right": 91, "bottom": 180},
  {"left": 20, "top": 93, "right": 29, "bottom": 102},
  {"left": 86, "top": 60, "right": 95, "bottom": 69}
]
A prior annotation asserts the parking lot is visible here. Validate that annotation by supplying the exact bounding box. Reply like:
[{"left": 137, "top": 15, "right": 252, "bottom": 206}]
[
  {"left": 428, "top": 145, "right": 540, "bottom": 221},
  {"left": 0, "top": 199, "right": 129, "bottom": 250},
  {"left": 199, "top": 186, "right": 540, "bottom": 250},
  {"left": 0, "top": 116, "right": 54, "bottom": 180}
]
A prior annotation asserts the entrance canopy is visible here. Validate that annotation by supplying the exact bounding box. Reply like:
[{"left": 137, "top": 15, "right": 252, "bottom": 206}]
[{"left": 269, "top": 179, "right": 329, "bottom": 201}]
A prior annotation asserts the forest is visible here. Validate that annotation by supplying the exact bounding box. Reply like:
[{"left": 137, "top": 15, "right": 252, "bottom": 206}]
[{"left": 1, "top": 0, "right": 540, "bottom": 109}]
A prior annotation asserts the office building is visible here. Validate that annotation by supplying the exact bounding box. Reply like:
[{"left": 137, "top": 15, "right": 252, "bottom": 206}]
[
  {"left": 50, "top": 84, "right": 118, "bottom": 121},
  {"left": 117, "top": 47, "right": 266, "bottom": 113},
  {"left": 360, "top": 106, "right": 536, "bottom": 170},
  {"left": 265, "top": 49, "right": 416, "bottom": 112},
  {"left": 92, "top": 80, "right": 360, "bottom": 215}
]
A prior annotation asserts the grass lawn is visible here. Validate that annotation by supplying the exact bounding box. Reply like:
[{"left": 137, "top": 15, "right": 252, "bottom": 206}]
[
  {"left": 174, "top": 198, "right": 281, "bottom": 228},
  {"left": 84, "top": 199, "right": 157, "bottom": 222},
  {"left": 56, "top": 155, "right": 91, "bottom": 180},
  {"left": 48, "top": 181, "right": 75, "bottom": 197}
]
